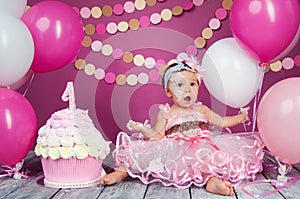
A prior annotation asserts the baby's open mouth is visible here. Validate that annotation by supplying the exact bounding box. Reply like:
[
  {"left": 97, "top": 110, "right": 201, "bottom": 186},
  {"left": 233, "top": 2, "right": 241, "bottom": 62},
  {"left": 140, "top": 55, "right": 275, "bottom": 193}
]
[{"left": 184, "top": 96, "right": 191, "bottom": 101}]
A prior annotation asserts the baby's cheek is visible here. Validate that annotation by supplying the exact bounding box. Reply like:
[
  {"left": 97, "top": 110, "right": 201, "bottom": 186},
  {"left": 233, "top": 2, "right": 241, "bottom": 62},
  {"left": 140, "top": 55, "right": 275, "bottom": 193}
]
[{"left": 173, "top": 89, "right": 184, "bottom": 101}]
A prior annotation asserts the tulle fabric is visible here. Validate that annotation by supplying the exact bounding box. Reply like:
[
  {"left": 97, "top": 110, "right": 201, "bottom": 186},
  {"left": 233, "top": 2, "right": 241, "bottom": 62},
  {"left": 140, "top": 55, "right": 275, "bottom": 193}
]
[{"left": 113, "top": 103, "right": 265, "bottom": 189}]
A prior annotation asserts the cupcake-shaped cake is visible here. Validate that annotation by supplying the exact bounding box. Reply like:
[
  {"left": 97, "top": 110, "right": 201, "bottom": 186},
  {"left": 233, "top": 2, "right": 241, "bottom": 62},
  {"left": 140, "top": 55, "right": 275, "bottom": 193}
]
[{"left": 35, "top": 82, "right": 111, "bottom": 188}]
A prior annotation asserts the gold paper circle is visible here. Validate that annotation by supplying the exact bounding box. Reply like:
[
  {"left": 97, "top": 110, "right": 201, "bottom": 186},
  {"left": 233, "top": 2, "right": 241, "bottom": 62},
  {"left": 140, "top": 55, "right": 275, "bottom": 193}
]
[
  {"left": 85, "top": 24, "right": 96, "bottom": 35},
  {"left": 129, "top": 18, "right": 140, "bottom": 30},
  {"left": 82, "top": 36, "right": 92, "bottom": 47},
  {"left": 202, "top": 27, "right": 213, "bottom": 39},
  {"left": 172, "top": 6, "right": 183, "bottom": 16},
  {"left": 222, "top": 0, "right": 233, "bottom": 10},
  {"left": 146, "top": 0, "right": 156, "bottom": 7},
  {"left": 264, "top": 65, "right": 270, "bottom": 73},
  {"left": 102, "top": 5, "right": 113, "bottom": 17},
  {"left": 158, "top": 65, "right": 168, "bottom": 76},
  {"left": 116, "top": 74, "right": 127, "bottom": 86},
  {"left": 194, "top": 37, "right": 206, "bottom": 48},
  {"left": 123, "top": 52, "right": 134, "bottom": 63},
  {"left": 75, "top": 59, "right": 86, "bottom": 70}
]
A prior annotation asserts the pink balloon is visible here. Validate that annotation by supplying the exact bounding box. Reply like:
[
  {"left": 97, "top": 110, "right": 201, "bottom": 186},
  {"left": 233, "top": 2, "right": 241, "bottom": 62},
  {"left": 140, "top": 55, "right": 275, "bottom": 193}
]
[
  {"left": 0, "top": 88, "right": 37, "bottom": 166},
  {"left": 257, "top": 77, "right": 300, "bottom": 164},
  {"left": 230, "top": 0, "right": 300, "bottom": 63},
  {"left": 22, "top": 1, "right": 84, "bottom": 73}
]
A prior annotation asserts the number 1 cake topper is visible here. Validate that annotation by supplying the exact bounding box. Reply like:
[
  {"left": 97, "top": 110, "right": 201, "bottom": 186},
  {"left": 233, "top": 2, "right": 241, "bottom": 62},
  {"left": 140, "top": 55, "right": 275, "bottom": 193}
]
[{"left": 62, "top": 81, "right": 76, "bottom": 110}]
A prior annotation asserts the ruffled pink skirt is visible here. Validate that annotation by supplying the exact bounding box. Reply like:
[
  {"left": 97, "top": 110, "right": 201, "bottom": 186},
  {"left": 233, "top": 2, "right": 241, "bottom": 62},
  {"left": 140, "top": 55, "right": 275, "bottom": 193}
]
[{"left": 114, "top": 130, "right": 264, "bottom": 189}]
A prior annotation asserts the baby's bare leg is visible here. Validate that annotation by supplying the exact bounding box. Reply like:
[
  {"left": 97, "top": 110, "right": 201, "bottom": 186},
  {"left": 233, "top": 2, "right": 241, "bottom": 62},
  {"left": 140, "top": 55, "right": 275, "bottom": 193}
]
[
  {"left": 99, "top": 166, "right": 128, "bottom": 185},
  {"left": 206, "top": 177, "right": 234, "bottom": 196}
]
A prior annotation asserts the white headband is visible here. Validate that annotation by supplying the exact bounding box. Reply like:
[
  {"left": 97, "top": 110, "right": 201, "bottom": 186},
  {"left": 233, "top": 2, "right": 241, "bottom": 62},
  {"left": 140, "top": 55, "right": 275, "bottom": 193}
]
[{"left": 163, "top": 53, "right": 202, "bottom": 90}]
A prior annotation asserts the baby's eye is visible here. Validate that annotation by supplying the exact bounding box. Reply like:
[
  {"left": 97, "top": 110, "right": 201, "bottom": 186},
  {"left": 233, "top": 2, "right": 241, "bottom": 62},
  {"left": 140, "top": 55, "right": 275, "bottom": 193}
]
[
  {"left": 177, "top": 83, "right": 183, "bottom": 87},
  {"left": 190, "top": 82, "right": 196, "bottom": 86}
]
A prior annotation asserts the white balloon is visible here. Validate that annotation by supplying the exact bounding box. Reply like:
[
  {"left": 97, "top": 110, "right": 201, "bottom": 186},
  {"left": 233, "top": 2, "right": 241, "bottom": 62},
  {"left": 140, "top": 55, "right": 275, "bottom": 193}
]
[
  {"left": 0, "top": 0, "right": 27, "bottom": 18},
  {"left": 1, "top": 69, "right": 34, "bottom": 90},
  {"left": 201, "top": 37, "right": 264, "bottom": 108},
  {"left": 0, "top": 14, "right": 34, "bottom": 87}
]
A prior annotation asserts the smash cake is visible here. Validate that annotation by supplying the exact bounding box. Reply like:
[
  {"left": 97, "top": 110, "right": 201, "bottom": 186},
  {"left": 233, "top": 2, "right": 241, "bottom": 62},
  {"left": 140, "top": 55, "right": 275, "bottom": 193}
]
[{"left": 34, "top": 82, "right": 111, "bottom": 188}]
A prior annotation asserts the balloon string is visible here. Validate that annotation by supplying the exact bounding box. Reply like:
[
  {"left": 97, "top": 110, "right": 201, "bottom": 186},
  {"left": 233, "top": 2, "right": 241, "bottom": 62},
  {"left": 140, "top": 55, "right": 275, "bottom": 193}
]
[
  {"left": 263, "top": 149, "right": 279, "bottom": 169},
  {"left": 251, "top": 65, "right": 265, "bottom": 132},
  {"left": 22, "top": 72, "right": 35, "bottom": 97}
]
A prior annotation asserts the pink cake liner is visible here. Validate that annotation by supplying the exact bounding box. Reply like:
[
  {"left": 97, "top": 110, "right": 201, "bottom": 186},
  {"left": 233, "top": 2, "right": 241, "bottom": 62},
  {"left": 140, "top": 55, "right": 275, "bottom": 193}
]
[{"left": 41, "top": 156, "right": 103, "bottom": 188}]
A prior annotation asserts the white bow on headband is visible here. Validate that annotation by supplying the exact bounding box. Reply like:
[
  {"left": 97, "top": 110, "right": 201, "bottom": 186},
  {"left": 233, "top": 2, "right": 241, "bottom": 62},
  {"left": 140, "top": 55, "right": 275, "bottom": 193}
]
[{"left": 176, "top": 52, "right": 203, "bottom": 81}]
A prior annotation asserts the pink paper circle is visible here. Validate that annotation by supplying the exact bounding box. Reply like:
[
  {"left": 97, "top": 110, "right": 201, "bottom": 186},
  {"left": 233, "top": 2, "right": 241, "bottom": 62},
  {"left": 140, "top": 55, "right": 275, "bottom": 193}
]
[
  {"left": 138, "top": 73, "right": 149, "bottom": 84},
  {"left": 156, "top": 59, "right": 166, "bottom": 66},
  {"left": 156, "top": 59, "right": 166, "bottom": 69},
  {"left": 193, "top": 0, "right": 204, "bottom": 6},
  {"left": 182, "top": 1, "right": 193, "bottom": 10},
  {"left": 140, "top": 16, "right": 150, "bottom": 27},
  {"left": 150, "top": 13, "right": 162, "bottom": 25},
  {"left": 186, "top": 45, "right": 197, "bottom": 56},
  {"left": 208, "top": 18, "right": 221, "bottom": 30},
  {"left": 96, "top": 23, "right": 106, "bottom": 35},
  {"left": 72, "top": 7, "right": 80, "bottom": 15},
  {"left": 113, "top": 4, "right": 124, "bottom": 15},
  {"left": 95, "top": 68, "right": 105, "bottom": 80},
  {"left": 91, "top": 40, "right": 103, "bottom": 52},
  {"left": 295, "top": 55, "right": 300, "bottom": 67},
  {"left": 145, "top": 57, "right": 156, "bottom": 69},
  {"left": 113, "top": 48, "right": 123, "bottom": 59},
  {"left": 80, "top": 7, "right": 91, "bottom": 19},
  {"left": 148, "top": 70, "right": 160, "bottom": 81},
  {"left": 105, "top": 72, "right": 116, "bottom": 84},
  {"left": 124, "top": 1, "right": 135, "bottom": 13},
  {"left": 282, "top": 57, "right": 294, "bottom": 70},
  {"left": 107, "top": 22, "right": 118, "bottom": 34},
  {"left": 215, "top": 8, "right": 227, "bottom": 20}
]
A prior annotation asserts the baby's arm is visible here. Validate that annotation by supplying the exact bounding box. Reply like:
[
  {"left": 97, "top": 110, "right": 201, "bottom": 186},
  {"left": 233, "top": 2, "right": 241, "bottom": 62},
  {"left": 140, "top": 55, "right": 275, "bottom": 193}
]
[
  {"left": 200, "top": 104, "right": 249, "bottom": 128},
  {"left": 126, "top": 110, "right": 166, "bottom": 140}
]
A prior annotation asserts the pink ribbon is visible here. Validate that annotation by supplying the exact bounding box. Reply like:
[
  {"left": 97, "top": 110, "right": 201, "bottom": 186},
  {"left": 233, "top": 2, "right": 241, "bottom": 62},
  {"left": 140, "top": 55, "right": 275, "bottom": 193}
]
[
  {"left": 0, "top": 165, "right": 29, "bottom": 179},
  {"left": 166, "top": 131, "right": 220, "bottom": 150},
  {"left": 242, "top": 176, "right": 298, "bottom": 198},
  {"left": 242, "top": 149, "right": 298, "bottom": 197}
]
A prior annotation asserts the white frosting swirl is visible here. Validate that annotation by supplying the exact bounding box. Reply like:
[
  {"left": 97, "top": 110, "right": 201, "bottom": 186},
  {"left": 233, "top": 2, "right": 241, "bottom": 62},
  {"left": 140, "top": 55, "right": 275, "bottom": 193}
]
[
  {"left": 60, "top": 147, "right": 74, "bottom": 159},
  {"left": 47, "top": 135, "right": 60, "bottom": 147}
]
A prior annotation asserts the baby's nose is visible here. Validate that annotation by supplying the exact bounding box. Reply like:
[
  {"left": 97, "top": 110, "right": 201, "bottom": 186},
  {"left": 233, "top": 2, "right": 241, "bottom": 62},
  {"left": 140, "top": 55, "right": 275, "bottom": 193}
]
[{"left": 185, "top": 85, "right": 191, "bottom": 91}]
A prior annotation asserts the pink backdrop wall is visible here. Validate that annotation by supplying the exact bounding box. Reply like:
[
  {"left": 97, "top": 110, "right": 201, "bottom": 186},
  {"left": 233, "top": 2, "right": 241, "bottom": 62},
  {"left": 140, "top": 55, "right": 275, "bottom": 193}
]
[{"left": 23, "top": 0, "right": 300, "bottom": 144}]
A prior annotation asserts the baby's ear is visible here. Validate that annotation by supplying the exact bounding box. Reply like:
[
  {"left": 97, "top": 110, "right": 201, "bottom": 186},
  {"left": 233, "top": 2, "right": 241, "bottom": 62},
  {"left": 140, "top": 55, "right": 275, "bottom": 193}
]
[{"left": 166, "top": 89, "right": 172, "bottom": 98}]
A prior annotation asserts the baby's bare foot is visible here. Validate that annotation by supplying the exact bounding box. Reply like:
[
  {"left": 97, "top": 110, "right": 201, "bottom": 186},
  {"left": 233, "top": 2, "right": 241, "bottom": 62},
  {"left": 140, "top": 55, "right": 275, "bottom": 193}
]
[
  {"left": 99, "top": 171, "right": 128, "bottom": 185},
  {"left": 206, "top": 177, "right": 233, "bottom": 196}
]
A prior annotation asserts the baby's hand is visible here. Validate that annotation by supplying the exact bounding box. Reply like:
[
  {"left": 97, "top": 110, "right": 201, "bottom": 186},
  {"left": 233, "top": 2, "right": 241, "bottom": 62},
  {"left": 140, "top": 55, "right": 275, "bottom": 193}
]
[
  {"left": 239, "top": 107, "right": 250, "bottom": 124},
  {"left": 126, "top": 120, "right": 144, "bottom": 132}
]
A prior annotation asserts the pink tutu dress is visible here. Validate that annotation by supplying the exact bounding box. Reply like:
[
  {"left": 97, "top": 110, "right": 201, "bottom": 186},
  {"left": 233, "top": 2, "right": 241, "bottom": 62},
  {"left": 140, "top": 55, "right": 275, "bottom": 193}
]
[{"left": 114, "top": 102, "right": 265, "bottom": 188}]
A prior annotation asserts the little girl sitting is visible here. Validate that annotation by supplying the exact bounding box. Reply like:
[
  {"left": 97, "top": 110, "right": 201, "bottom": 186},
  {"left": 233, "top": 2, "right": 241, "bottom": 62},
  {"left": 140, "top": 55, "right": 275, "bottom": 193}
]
[{"left": 100, "top": 56, "right": 264, "bottom": 196}]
